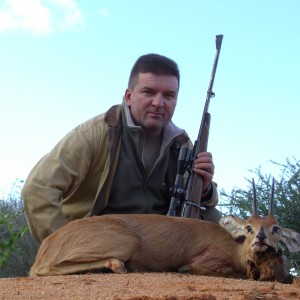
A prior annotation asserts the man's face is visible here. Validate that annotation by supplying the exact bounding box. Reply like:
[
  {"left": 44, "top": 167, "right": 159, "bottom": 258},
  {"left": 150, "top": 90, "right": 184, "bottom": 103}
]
[{"left": 124, "top": 73, "right": 178, "bottom": 136}]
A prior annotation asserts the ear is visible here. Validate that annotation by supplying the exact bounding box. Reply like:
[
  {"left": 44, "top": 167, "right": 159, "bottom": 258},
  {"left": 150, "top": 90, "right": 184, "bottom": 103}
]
[
  {"left": 219, "top": 215, "right": 246, "bottom": 239},
  {"left": 280, "top": 228, "right": 300, "bottom": 253},
  {"left": 124, "top": 89, "right": 132, "bottom": 106}
]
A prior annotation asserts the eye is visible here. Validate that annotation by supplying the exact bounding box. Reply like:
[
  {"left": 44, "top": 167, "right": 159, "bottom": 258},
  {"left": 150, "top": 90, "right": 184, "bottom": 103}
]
[
  {"left": 142, "top": 89, "right": 153, "bottom": 96},
  {"left": 245, "top": 225, "right": 253, "bottom": 233},
  {"left": 163, "top": 92, "right": 176, "bottom": 100},
  {"left": 272, "top": 226, "right": 280, "bottom": 234}
]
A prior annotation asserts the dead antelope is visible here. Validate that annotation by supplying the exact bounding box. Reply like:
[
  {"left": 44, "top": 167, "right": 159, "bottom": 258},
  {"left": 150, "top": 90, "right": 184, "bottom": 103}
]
[{"left": 30, "top": 179, "right": 300, "bottom": 283}]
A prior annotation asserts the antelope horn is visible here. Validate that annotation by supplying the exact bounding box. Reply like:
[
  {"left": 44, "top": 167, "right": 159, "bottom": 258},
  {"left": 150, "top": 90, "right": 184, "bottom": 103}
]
[
  {"left": 268, "top": 178, "right": 275, "bottom": 216},
  {"left": 252, "top": 178, "right": 258, "bottom": 215}
]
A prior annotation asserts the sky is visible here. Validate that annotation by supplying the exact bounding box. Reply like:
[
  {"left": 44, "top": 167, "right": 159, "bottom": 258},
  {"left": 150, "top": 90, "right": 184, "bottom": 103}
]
[{"left": 0, "top": 0, "right": 299, "bottom": 200}]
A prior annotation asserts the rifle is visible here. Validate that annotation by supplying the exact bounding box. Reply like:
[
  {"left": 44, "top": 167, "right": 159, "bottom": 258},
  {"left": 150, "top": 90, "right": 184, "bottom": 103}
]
[{"left": 167, "top": 34, "right": 223, "bottom": 218}]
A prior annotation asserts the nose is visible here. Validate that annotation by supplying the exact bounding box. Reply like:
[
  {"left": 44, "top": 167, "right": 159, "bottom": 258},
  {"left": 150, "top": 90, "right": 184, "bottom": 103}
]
[
  {"left": 151, "top": 94, "right": 164, "bottom": 107},
  {"left": 256, "top": 226, "right": 266, "bottom": 240}
]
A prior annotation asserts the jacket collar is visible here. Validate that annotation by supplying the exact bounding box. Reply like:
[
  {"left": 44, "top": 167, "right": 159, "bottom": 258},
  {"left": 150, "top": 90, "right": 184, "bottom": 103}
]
[{"left": 104, "top": 104, "right": 122, "bottom": 127}]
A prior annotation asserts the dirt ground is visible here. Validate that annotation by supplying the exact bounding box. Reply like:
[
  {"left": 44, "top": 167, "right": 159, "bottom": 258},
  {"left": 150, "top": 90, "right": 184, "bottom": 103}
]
[{"left": 0, "top": 273, "right": 299, "bottom": 300}]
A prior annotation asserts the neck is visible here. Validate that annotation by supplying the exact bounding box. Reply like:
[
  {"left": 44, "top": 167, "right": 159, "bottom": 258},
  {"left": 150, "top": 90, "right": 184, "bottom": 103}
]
[{"left": 143, "top": 129, "right": 163, "bottom": 138}]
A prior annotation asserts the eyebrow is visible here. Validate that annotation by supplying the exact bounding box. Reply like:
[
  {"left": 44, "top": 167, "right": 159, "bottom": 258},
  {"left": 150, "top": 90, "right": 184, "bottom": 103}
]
[{"left": 141, "top": 86, "right": 177, "bottom": 94}]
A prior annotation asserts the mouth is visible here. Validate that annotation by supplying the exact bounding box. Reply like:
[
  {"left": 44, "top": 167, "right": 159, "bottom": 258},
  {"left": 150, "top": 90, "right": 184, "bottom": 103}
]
[
  {"left": 252, "top": 241, "right": 270, "bottom": 252},
  {"left": 147, "top": 110, "right": 164, "bottom": 116}
]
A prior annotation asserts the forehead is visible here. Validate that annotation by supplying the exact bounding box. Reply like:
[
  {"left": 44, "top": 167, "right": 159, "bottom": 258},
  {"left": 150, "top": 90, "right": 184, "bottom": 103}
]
[
  {"left": 247, "top": 215, "right": 278, "bottom": 227},
  {"left": 135, "top": 73, "right": 179, "bottom": 91}
]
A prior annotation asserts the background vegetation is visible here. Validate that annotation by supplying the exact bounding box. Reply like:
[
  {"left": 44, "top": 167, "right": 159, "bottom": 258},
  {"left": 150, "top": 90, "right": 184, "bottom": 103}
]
[
  {"left": 0, "top": 158, "right": 299, "bottom": 278},
  {"left": 0, "top": 179, "right": 38, "bottom": 278}
]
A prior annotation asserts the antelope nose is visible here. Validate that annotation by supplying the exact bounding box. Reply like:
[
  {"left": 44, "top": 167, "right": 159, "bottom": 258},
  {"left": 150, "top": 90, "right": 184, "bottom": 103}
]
[{"left": 256, "top": 226, "right": 266, "bottom": 240}]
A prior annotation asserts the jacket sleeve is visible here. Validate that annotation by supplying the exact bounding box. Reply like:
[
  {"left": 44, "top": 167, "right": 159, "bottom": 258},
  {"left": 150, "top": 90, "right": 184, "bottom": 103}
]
[{"left": 21, "top": 128, "right": 92, "bottom": 243}]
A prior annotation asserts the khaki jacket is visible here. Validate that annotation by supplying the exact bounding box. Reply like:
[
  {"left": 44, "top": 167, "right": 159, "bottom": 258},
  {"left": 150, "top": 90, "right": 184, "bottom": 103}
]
[{"left": 22, "top": 104, "right": 218, "bottom": 243}]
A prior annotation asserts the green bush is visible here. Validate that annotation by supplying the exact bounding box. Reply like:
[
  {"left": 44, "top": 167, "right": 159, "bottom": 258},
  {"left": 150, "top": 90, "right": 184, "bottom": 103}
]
[
  {"left": 0, "top": 180, "right": 38, "bottom": 278},
  {"left": 0, "top": 207, "right": 27, "bottom": 267}
]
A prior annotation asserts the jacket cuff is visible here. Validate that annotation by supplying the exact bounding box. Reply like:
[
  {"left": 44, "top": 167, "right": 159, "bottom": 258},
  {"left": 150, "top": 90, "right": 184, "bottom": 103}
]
[{"left": 201, "top": 181, "right": 218, "bottom": 207}]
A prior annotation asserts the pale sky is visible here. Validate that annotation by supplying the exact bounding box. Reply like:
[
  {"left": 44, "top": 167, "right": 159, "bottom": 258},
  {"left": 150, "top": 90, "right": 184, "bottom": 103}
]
[{"left": 0, "top": 0, "right": 299, "bottom": 199}]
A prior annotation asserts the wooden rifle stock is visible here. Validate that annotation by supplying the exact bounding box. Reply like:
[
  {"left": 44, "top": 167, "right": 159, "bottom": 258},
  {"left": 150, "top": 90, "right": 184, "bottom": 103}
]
[{"left": 180, "top": 35, "right": 223, "bottom": 219}]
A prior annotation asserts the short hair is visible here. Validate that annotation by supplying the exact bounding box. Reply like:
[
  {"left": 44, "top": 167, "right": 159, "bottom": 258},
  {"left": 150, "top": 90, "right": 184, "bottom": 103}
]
[{"left": 128, "top": 53, "right": 180, "bottom": 89}]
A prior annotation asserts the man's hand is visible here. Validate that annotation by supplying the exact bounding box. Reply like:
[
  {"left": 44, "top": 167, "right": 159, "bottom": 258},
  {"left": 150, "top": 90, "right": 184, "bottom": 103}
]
[{"left": 193, "top": 152, "right": 214, "bottom": 192}]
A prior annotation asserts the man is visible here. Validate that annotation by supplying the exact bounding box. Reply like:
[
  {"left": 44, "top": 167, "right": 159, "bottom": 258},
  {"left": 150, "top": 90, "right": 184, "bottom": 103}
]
[{"left": 22, "top": 54, "right": 221, "bottom": 244}]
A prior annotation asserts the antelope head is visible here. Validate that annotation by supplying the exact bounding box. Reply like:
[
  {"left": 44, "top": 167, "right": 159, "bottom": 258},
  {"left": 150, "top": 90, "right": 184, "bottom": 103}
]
[
  {"left": 220, "top": 178, "right": 300, "bottom": 260},
  {"left": 246, "top": 178, "right": 279, "bottom": 254}
]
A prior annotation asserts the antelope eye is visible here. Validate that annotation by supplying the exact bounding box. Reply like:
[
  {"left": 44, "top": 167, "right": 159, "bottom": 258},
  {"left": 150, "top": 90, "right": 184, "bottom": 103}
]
[
  {"left": 272, "top": 226, "right": 280, "bottom": 234},
  {"left": 245, "top": 225, "right": 252, "bottom": 233}
]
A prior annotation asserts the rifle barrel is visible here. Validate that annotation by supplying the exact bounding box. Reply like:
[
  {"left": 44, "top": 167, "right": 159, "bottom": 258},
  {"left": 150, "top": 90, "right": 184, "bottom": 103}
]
[{"left": 180, "top": 34, "right": 223, "bottom": 219}]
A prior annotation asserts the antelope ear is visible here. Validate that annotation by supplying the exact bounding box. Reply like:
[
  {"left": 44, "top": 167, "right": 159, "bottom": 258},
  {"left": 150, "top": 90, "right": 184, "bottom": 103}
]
[
  {"left": 219, "top": 215, "right": 246, "bottom": 239},
  {"left": 280, "top": 228, "right": 300, "bottom": 253}
]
